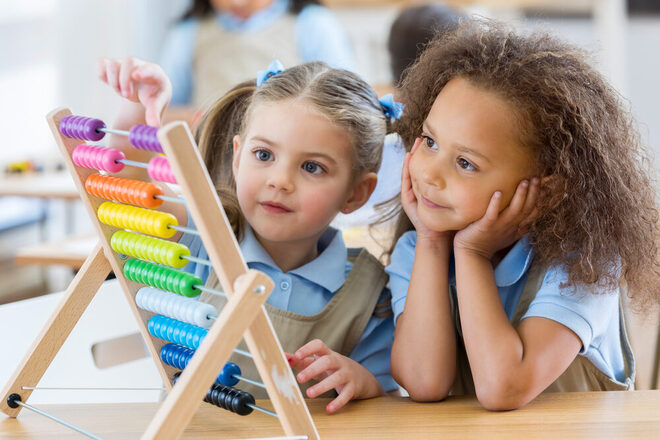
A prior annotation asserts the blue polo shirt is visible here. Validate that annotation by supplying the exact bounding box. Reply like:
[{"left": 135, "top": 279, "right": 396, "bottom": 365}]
[
  {"left": 179, "top": 224, "right": 397, "bottom": 391},
  {"left": 385, "top": 230, "right": 627, "bottom": 382},
  {"left": 161, "top": 0, "right": 356, "bottom": 105}
]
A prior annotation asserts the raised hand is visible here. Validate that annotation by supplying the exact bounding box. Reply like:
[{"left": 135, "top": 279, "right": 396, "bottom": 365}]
[{"left": 97, "top": 57, "right": 171, "bottom": 126}]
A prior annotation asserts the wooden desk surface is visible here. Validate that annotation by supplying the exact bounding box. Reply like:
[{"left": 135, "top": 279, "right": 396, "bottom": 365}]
[
  {"left": 1, "top": 391, "right": 659, "bottom": 439},
  {"left": 0, "top": 172, "right": 79, "bottom": 200},
  {"left": 15, "top": 233, "right": 96, "bottom": 269}
]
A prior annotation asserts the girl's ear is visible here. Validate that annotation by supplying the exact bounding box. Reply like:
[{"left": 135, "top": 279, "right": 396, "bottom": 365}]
[
  {"left": 340, "top": 172, "right": 378, "bottom": 214},
  {"left": 232, "top": 134, "right": 242, "bottom": 174}
]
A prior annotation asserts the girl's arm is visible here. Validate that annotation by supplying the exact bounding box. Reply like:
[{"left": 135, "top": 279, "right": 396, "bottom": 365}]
[
  {"left": 391, "top": 234, "right": 455, "bottom": 401},
  {"left": 97, "top": 57, "right": 188, "bottom": 225},
  {"left": 390, "top": 147, "right": 457, "bottom": 401},
  {"left": 454, "top": 178, "right": 581, "bottom": 410}
]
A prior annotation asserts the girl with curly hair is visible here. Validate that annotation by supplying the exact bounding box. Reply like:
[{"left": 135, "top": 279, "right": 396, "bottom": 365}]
[{"left": 384, "top": 20, "right": 659, "bottom": 409}]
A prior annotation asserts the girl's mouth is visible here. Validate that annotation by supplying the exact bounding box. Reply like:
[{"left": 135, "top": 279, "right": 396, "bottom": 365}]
[
  {"left": 260, "top": 202, "right": 292, "bottom": 214},
  {"left": 421, "top": 195, "right": 448, "bottom": 209}
]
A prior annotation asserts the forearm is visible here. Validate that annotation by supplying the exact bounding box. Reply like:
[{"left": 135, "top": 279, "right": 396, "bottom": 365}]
[
  {"left": 454, "top": 249, "right": 526, "bottom": 405},
  {"left": 107, "top": 100, "right": 166, "bottom": 180},
  {"left": 391, "top": 239, "right": 456, "bottom": 400},
  {"left": 108, "top": 101, "right": 148, "bottom": 149}
]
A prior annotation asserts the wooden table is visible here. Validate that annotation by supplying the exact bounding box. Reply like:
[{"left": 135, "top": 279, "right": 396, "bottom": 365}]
[
  {"left": 14, "top": 233, "right": 96, "bottom": 269},
  {"left": 0, "top": 172, "right": 78, "bottom": 200},
  {"left": 0, "top": 171, "right": 85, "bottom": 268},
  {"left": 1, "top": 391, "right": 659, "bottom": 439}
]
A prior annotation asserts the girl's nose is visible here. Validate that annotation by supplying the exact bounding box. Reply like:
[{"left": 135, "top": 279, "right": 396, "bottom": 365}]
[
  {"left": 421, "top": 158, "right": 446, "bottom": 189},
  {"left": 266, "top": 167, "right": 294, "bottom": 192}
]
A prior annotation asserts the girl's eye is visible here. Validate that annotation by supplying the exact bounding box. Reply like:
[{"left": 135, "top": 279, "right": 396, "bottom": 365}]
[
  {"left": 457, "top": 157, "right": 477, "bottom": 171},
  {"left": 302, "top": 161, "right": 325, "bottom": 175},
  {"left": 254, "top": 149, "right": 273, "bottom": 161},
  {"left": 422, "top": 135, "right": 438, "bottom": 150}
]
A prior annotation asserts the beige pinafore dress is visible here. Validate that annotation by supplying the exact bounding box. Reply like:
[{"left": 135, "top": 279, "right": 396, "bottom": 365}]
[
  {"left": 192, "top": 15, "right": 301, "bottom": 109},
  {"left": 201, "top": 249, "right": 389, "bottom": 398},
  {"left": 449, "top": 262, "right": 635, "bottom": 395}
]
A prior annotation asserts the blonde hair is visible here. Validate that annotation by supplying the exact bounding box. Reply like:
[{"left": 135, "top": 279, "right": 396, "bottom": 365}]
[{"left": 196, "top": 62, "right": 391, "bottom": 240}]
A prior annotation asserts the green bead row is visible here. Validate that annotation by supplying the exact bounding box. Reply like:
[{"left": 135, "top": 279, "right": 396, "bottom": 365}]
[{"left": 123, "top": 259, "right": 202, "bottom": 298}]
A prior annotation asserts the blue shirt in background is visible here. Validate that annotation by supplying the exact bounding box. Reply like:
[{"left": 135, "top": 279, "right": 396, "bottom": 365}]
[
  {"left": 179, "top": 222, "right": 397, "bottom": 391},
  {"left": 385, "top": 230, "right": 626, "bottom": 383}
]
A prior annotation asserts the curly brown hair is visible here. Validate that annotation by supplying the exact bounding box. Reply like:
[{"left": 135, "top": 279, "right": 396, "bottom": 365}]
[{"left": 384, "top": 19, "right": 659, "bottom": 309}]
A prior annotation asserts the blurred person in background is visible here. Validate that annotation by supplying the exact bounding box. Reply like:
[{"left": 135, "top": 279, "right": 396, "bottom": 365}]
[{"left": 161, "top": 0, "right": 355, "bottom": 124}]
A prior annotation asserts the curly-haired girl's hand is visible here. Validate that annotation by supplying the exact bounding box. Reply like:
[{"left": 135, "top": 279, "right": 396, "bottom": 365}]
[
  {"left": 97, "top": 57, "right": 171, "bottom": 126},
  {"left": 288, "top": 339, "right": 383, "bottom": 414},
  {"left": 454, "top": 177, "right": 540, "bottom": 259},
  {"left": 402, "top": 139, "right": 454, "bottom": 249}
]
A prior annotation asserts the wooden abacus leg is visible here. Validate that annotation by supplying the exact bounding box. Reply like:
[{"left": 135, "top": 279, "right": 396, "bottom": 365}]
[
  {"left": 1, "top": 243, "right": 110, "bottom": 417},
  {"left": 142, "top": 270, "right": 272, "bottom": 440}
]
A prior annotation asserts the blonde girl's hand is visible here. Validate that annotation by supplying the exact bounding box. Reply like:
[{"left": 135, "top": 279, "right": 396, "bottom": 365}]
[
  {"left": 97, "top": 57, "right": 172, "bottom": 126},
  {"left": 289, "top": 339, "right": 383, "bottom": 414},
  {"left": 454, "top": 177, "right": 540, "bottom": 259}
]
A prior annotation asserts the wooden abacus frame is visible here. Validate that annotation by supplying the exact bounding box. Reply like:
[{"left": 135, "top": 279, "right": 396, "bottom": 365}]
[{"left": 0, "top": 108, "right": 320, "bottom": 440}]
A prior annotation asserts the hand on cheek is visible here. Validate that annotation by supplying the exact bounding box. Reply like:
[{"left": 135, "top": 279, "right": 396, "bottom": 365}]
[
  {"left": 454, "top": 177, "right": 540, "bottom": 259},
  {"left": 402, "top": 141, "right": 453, "bottom": 246}
]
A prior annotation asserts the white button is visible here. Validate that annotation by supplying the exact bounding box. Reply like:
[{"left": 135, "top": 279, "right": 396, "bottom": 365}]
[{"left": 280, "top": 281, "right": 290, "bottom": 290}]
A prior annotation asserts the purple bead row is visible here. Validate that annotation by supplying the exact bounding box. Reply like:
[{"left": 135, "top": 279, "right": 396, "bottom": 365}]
[
  {"left": 59, "top": 115, "right": 106, "bottom": 141},
  {"left": 129, "top": 125, "right": 162, "bottom": 153}
]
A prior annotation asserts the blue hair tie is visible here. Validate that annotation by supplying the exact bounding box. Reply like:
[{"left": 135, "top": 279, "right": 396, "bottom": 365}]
[
  {"left": 257, "top": 60, "right": 284, "bottom": 87},
  {"left": 379, "top": 94, "right": 404, "bottom": 121}
]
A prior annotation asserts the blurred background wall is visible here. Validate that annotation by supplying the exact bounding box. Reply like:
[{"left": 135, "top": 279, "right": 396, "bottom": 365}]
[{"left": 1, "top": 0, "right": 658, "bottom": 169}]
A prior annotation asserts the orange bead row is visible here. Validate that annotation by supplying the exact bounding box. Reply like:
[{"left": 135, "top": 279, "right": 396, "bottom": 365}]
[{"left": 85, "top": 173, "right": 164, "bottom": 209}]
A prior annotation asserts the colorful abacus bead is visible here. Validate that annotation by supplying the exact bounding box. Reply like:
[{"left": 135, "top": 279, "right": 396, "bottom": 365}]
[
  {"left": 136, "top": 287, "right": 216, "bottom": 328},
  {"left": 110, "top": 230, "right": 189, "bottom": 268},
  {"left": 85, "top": 174, "right": 164, "bottom": 209},
  {"left": 172, "top": 372, "right": 254, "bottom": 416},
  {"left": 72, "top": 145, "right": 125, "bottom": 173},
  {"left": 60, "top": 115, "right": 106, "bottom": 141},
  {"left": 148, "top": 315, "right": 207, "bottom": 351},
  {"left": 204, "top": 381, "right": 254, "bottom": 416},
  {"left": 161, "top": 343, "right": 240, "bottom": 387},
  {"left": 129, "top": 125, "right": 162, "bottom": 152},
  {"left": 123, "top": 259, "right": 201, "bottom": 297},
  {"left": 98, "top": 201, "right": 178, "bottom": 239},
  {"left": 148, "top": 156, "right": 176, "bottom": 184}
]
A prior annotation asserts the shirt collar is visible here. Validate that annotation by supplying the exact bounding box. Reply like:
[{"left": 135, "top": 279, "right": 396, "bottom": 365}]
[
  {"left": 215, "top": 0, "right": 289, "bottom": 32},
  {"left": 240, "top": 225, "right": 348, "bottom": 293},
  {"left": 448, "top": 236, "right": 534, "bottom": 288}
]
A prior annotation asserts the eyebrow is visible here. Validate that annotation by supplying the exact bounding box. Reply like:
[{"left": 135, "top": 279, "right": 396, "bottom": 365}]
[
  {"left": 251, "top": 136, "right": 277, "bottom": 146},
  {"left": 250, "top": 136, "right": 338, "bottom": 165},
  {"left": 422, "top": 122, "right": 492, "bottom": 164}
]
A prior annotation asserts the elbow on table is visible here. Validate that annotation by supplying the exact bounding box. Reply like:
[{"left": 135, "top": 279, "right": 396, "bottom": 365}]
[
  {"left": 398, "top": 376, "right": 453, "bottom": 402},
  {"left": 475, "top": 381, "right": 534, "bottom": 411}
]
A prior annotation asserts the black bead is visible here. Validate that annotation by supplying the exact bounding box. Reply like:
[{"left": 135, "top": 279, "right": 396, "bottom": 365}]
[{"left": 7, "top": 393, "right": 21, "bottom": 409}]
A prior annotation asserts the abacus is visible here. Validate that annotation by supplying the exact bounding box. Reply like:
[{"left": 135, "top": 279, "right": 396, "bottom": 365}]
[{"left": 0, "top": 108, "right": 320, "bottom": 440}]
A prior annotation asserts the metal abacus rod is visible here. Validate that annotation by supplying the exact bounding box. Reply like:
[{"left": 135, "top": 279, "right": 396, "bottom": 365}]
[{"left": 6, "top": 394, "right": 102, "bottom": 440}]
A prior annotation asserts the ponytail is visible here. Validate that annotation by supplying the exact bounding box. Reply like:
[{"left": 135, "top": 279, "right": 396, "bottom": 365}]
[{"left": 195, "top": 80, "right": 256, "bottom": 241}]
